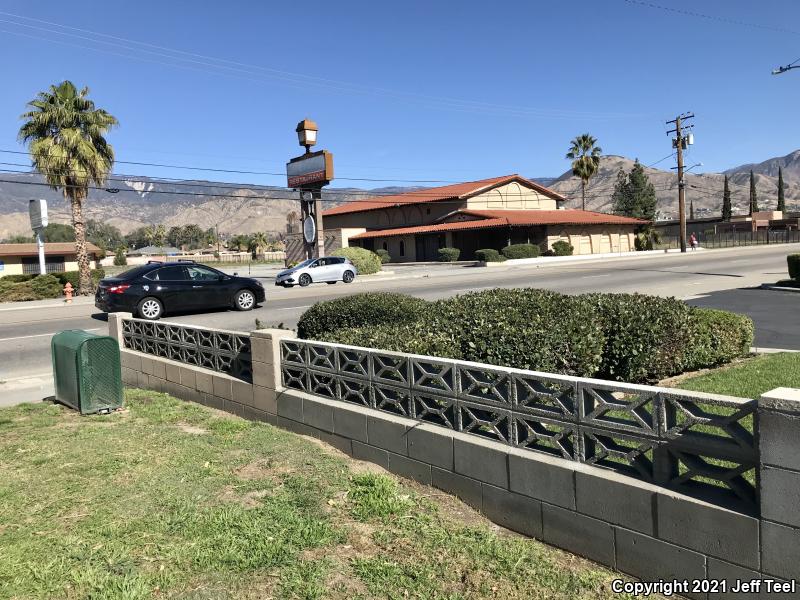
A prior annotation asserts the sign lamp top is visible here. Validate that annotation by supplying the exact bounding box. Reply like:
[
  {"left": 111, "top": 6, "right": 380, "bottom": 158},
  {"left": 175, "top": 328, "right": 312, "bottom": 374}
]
[
  {"left": 296, "top": 118, "right": 318, "bottom": 153},
  {"left": 29, "top": 198, "right": 48, "bottom": 230}
]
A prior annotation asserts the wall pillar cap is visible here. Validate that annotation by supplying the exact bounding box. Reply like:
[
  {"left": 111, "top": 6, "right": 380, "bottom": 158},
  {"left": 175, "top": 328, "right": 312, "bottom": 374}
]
[
  {"left": 250, "top": 328, "right": 298, "bottom": 340},
  {"left": 759, "top": 387, "right": 800, "bottom": 414}
]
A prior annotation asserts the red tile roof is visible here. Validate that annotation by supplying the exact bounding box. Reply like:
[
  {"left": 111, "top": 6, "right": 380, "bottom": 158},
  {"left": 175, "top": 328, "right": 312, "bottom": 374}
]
[
  {"left": 350, "top": 209, "right": 647, "bottom": 240},
  {"left": 323, "top": 174, "right": 565, "bottom": 217},
  {"left": 0, "top": 242, "right": 103, "bottom": 257}
]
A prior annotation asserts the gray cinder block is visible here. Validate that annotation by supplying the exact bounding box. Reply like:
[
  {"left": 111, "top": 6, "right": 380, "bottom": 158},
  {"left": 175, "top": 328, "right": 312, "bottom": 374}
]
[
  {"left": 508, "top": 449, "right": 576, "bottom": 510},
  {"left": 333, "top": 404, "right": 369, "bottom": 443},
  {"left": 367, "top": 415, "right": 410, "bottom": 455},
  {"left": 761, "top": 521, "right": 800, "bottom": 581},
  {"left": 165, "top": 362, "right": 181, "bottom": 383},
  {"left": 388, "top": 452, "right": 432, "bottom": 485},
  {"left": 179, "top": 366, "right": 196, "bottom": 390},
  {"left": 196, "top": 371, "right": 213, "bottom": 394},
  {"left": 253, "top": 385, "right": 277, "bottom": 414},
  {"left": 454, "top": 436, "right": 508, "bottom": 489},
  {"left": 151, "top": 358, "right": 166, "bottom": 381},
  {"left": 706, "top": 558, "right": 766, "bottom": 600},
  {"left": 277, "top": 392, "right": 303, "bottom": 422},
  {"left": 212, "top": 375, "right": 232, "bottom": 401},
  {"left": 657, "top": 492, "right": 759, "bottom": 570},
  {"left": 541, "top": 504, "right": 614, "bottom": 566},
  {"left": 431, "top": 466, "right": 482, "bottom": 510},
  {"left": 761, "top": 466, "right": 800, "bottom": 529},
  {"left": 407, "top": 424, "right": 454, "bottom": 470},
  {"left": 615, "top": 528, "right": 706, "bottom": 599},
  {"left": 317, "top": 431, "right": 353, "bottom": 456},
  {"left": 575, "top": 468, "right": 655, "bottom": 535},
  {"left": 232, "top": 380, "right": 253, "bottom": 408},
  {"left": 482, "top": 484, "right": 542, "bottom": 539},
  {"left": 352, "top": 441, "right": 389, "bottom": 469},
  {"left": 303, "top": 397, "right": 334, "bottom": 433},
  {"left": 759, "top": 410, "right": 800, "bottom": 472}
]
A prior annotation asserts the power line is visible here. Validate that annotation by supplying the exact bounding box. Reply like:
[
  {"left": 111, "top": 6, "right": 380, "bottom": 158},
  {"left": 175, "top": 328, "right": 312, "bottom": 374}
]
[{"left": 620, "top": 0, "right": 800, "bottom": 36}]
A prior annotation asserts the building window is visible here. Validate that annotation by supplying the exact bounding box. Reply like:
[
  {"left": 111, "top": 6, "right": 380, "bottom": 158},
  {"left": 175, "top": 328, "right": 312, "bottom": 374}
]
[
  {"left": 382, "top": 241, "right": 388, "bottom": 251},
  {"left": 399, "top": 240, "right": 405, "bottom": 257},
  {"left": 426, "top": 208, "right": 431, "bottom": 215}
]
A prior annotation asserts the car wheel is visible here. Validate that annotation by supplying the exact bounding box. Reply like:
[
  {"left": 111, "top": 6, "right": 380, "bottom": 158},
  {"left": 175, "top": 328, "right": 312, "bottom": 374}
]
[
  {"left": 137, "top": 297, "right": 163, "bottom": 320},
  {"left": 343, "top": 270, "right": 355, "bottom": 283},
  {"left": 326, "top": 281, "right": 337, "bottom": 285},
  {"left": 299, "top": 273, "right": 312, "bottom": 287},
  {"left": 234, "top": 289, "right": 256, "bottom": 311}
]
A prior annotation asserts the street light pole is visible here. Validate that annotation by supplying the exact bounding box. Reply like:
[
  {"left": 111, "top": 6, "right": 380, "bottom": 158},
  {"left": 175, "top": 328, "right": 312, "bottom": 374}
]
[{"left": 667, "top": 113, "right": 694, "bottom": 253}]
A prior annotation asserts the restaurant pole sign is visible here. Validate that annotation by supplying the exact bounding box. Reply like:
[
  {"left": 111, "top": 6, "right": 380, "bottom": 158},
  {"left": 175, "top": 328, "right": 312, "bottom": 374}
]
[{"left": 286, "top": 119, "right": 334, "bottom": 261}]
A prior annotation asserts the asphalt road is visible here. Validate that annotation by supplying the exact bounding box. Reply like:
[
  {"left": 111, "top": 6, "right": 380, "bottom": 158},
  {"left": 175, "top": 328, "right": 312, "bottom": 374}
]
[{"left": 1, "top": 244, "right": 798, "bottom": 388}]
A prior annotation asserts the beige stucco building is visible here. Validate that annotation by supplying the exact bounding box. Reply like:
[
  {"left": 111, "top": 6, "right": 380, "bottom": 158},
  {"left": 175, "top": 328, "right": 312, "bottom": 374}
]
[
  {"left": 0, "top": 242, "right": 101, "bottom": 277},
  {"left": 321, "top": 175, "right": 646, "bottom": 262}
]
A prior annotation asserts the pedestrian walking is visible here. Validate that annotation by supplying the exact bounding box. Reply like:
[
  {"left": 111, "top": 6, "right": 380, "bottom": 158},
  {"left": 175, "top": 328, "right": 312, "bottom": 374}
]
[{"left": 689, "top": 233, "right": 698, "bottom": 251}]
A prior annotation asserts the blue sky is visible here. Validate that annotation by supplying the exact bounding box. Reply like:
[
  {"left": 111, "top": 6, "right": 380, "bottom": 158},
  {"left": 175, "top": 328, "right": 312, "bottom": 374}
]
[{"left": 1, "top": 0, "right": 799, "bottom": 188}]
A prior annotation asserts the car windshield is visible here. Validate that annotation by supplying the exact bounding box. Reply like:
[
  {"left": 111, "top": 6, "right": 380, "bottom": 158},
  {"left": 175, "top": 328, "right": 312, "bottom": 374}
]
[{"left": 292, "top": 259, "right": 316, "bottom": 269}]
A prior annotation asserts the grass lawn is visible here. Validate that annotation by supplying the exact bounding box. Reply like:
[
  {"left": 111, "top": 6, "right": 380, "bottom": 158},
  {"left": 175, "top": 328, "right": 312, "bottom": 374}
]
[
  {"left": 674, "top": 352, "right": 800, "bottom": 399},
  {"left": 0, "top": 390, "right": 638, "bottom": 600}
]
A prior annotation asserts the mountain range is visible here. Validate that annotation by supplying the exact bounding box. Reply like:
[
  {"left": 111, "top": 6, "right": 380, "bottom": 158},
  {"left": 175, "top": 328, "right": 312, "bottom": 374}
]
[{"left": 1, "top": 150, "right": 798, "bottom": 240}]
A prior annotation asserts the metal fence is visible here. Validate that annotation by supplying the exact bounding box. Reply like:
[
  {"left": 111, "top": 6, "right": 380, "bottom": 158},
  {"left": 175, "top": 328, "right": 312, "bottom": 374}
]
[
  {"left": 658, "top": 229, "right": 800, "bottom": 250},
  {"left": 122, "top": 318, "right": 252, "bottom": 382},
  {"left": 281, "top": 338, "right": 758, "bottom": 513}
]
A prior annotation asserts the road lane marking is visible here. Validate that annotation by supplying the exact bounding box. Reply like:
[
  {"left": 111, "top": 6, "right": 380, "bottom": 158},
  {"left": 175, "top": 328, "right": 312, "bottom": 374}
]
[
  {"left": 584, "top": 274, "right": 611, "bottom": 279},
  {"left": 277, "top": 305, "right": 311, "bottom": 311},
  {"left": 0, "top": 327, "right": 101, "bottom": 342}
]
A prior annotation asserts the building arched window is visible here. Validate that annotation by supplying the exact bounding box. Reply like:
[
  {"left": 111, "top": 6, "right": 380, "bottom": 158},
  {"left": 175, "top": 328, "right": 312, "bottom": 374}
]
[
  {"left": 382, "top": 241, "right": 388, "bottom": 251},
  {"left": 399, "top": 240, "right": 405, "bottom": 257}
]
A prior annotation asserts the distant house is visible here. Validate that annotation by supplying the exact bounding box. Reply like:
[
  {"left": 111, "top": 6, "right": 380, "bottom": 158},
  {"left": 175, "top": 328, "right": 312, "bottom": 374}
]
[
  {"left": 313, "top": 174, "right": 646, "bottom": 263},
  {"left": 127, "top": 245, "right": 183, "bottom": 256},
  {"left": 0, "top": 242, "right": 102, "bottom": 277}
]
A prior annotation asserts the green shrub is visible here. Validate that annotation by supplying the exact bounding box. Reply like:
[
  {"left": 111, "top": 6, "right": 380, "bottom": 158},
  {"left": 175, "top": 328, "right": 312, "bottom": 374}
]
[
  {"left": 113, "top": 247, "right": 127, "bottom": 266},
  {"left": 1, "top": 274, "right": 37, "bottom": 283},
  {"left": 551, "top": 240, "right": 574, "bottom": 256},
  {"left": 683, "top": 308, "right": 753, "bottom": 371},
  {"left": 0, "top": 274, "right": 62, "bottom": 302},
  {"left": 52, "top": 268, "right": 106, "bottom": 291},
  {"left": 475, "top": 249, "right": 505, "bottom": 262},
  {"left": 331, "top": 247, "right": 382, "bottom": 275},
  {"left": 375, "top": 248, "right": 391, "bottom": 264},
  {"left": 437, "top": 247, "right": 460, "bottom": 262},
  {"left": 788, "top": 254, "right": 800, "bottom": 280},
  {"left": 501, "top": 244, "right": 541, "bottom": 259},
  {"left": 583, "top": 293, "right": 692, "bottom": 382},
  {"left": 321, "top": 320, "right": 461, "bottom": 359},
  {"left": 297, "top": 292, "right": 428, "bottom": 340}
]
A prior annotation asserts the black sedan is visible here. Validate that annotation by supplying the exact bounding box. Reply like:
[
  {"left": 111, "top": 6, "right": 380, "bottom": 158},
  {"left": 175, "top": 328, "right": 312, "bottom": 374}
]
[{"left": 95, "top": 261, "right": 265, "bottom": 320}]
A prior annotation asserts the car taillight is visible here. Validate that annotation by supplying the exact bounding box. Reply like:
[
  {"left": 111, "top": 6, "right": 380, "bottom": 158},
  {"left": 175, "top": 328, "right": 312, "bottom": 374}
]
[{"left": 107, "top": 284, "right": 130, "bottom": 294}]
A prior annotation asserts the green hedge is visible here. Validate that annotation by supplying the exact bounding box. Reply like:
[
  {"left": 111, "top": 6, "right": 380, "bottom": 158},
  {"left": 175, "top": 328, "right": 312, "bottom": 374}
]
[
  {"left": 1, "top": 274, "right": 37, "bottom": 283},
  {"left": 551, "top": 240, "right": 574, "bottom": 256},
  {"left": 501, "top": 244, "right": 541, "bottom": 259},
  {"left": 375, "top": 248, "right": 391, "bottom": 264},
  {"left": 683, "top": 308, "right": 754, "bottom": 371},
  {"left": 438, "top": 247, "right": 460, "bottom": 262},
  {"left": 52, "top": 268, "right": 106, "bottom": 291},
  {"left": 304, "top": 289, "right": 753, "bottom": 383},
  {"left": 788, "top": 254, "right": 800, "bottom": 280},
  {"left": 297, "top": 292, "right": 429, "bottom": 340},
  {"left": 0, "top": 274, "right": 62, "bottom": 302},
  {"left": 475, "top": 249, "right": 505, "bottom": 262},
  {"left": 331, "top": 247, "right": 381, "bottom": 275}
]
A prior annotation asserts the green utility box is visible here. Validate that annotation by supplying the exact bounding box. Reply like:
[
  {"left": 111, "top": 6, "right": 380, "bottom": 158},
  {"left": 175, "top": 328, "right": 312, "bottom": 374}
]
[{"left": 51, "top": 330, "right": 123, "bottom": 415}]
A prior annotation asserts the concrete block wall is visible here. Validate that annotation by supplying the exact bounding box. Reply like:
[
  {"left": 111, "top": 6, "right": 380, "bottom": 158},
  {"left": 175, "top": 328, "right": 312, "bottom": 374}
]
[{"left": 109, "top": 319, "right": 800, "bottom": 598}]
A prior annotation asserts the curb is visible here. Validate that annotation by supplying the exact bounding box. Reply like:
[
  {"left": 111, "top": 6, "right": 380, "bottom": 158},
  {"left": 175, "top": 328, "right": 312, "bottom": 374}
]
[{"left": 759, "top": 283, "right": 800, "bottom": 293}]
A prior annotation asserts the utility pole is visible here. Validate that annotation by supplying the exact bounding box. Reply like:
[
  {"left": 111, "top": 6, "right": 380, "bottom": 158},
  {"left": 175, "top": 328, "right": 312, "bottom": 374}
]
[{"left": 667, "top": 113, "right": 694, "bottom": 252}]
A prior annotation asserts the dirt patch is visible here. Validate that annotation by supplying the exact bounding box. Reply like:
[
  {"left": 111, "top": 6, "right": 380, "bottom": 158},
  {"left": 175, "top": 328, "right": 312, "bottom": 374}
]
[
  {"left": 176, "top": 423, "right": 208, "bottom": 435},
  {"left": 218, "top": 485, "right": 269, "bottom": 509},
  {"left": 234, "top": 459, "right": 294, "bottom": 480}
]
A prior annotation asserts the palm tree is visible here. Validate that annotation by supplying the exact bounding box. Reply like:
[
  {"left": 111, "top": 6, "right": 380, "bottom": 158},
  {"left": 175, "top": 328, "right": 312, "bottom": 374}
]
[
  {"left": 566, "top": 134, "right": 602, "bottom": 211},
  {"left": 250, "top": 231, "right": 268, "bottom": 257},
  {"left": 18, "top": 81, "right": 117, "bottom": 295}
]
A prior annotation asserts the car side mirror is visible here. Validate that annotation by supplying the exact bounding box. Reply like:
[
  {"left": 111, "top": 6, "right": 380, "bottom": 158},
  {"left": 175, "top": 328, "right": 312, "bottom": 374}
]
[{"left": 232, "top": 273, "right": 238, "bottom": 277}]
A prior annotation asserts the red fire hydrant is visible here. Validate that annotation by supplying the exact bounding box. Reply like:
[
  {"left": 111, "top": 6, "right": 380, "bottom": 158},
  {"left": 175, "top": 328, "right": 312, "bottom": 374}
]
[{"left": 64, "top": 282, "right": 74, "bottom": 303}]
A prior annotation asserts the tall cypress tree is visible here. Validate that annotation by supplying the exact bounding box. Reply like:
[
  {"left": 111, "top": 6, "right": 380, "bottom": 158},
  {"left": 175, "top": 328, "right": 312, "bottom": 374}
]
[
  {"left": 749, "top": 170, "right": 759, "bottom": 215},
  {"left": 777, "top": 166, "right": 786, "bottom": 212},
  {"left": 722, "top": 175, "right": 732, "bottom": 221},
  {"left": 689, "top": 197, "right": 695, "bottom": 220}
]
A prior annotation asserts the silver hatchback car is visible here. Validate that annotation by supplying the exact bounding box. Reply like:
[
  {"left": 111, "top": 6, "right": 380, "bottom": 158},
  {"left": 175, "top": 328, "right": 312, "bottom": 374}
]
[{"left": 275, "top": 256, "right": 358, "bottom": 287}]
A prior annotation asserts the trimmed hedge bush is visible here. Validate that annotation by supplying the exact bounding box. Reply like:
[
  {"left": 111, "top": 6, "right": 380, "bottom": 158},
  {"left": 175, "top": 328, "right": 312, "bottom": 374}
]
[
  {"left": 438, "top": 247, "right": 460, "bottom": 262},
  {"left": 683, "top": 308, "right": 754, "bottom": 371},
  {"left": 501, "top": 244, "right": 541, "bottom": 259},
  {"left": 475, "top": 249, "right": 505, "bottom": 262},
  {"left": 551, "top": 240, "right": 574, "bottom": 256},
  {"left": 303, "top": 289, "right": 753, "bottom": 383},
  {"left": 0, "top": 274, "right": 62, "bottom": 302},
  {"left": 297, "top": 292, "right": 428, "bottom": 340},
  {"left": 1, "top": 274, "right": 37, "bottom": 283},
  {"left": 375, "top": 248, "right": 391, "bottom": 264},
  {"left": 52, "top": 268, "right": 106, "bottom": 291},
  {"left": 331, "top": 247, "right": 382, "bottom": 275},
  {"left": 788, "top": 254, "right": 800, "bottom": 280}
]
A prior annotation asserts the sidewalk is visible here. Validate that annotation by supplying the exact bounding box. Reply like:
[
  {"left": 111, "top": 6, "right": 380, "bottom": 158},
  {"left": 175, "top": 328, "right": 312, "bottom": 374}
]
[
  {"left": 0, "top": 373, "right": 53, "bottom": 408},
  {"left": 0, "top": 295, "right": 94, "bottom": 312}
]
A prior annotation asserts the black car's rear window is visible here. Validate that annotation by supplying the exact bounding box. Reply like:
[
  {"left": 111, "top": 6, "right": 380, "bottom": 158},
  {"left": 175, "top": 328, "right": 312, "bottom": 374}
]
[{"left": 116, "top": 265, "right": 157, "bottom": 280}]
